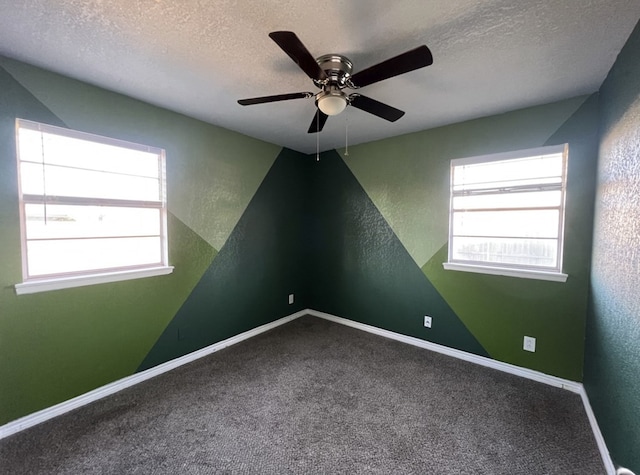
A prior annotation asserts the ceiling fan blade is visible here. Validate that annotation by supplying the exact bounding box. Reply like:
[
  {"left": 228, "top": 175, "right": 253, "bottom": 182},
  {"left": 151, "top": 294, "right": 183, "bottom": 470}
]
[
  {"left": 307, "top": 109, "right": 329, "bottom": 133},
  {"left": 349, "top": 94, "right": 405, "bottom": 122},
  {"left": 238, "top": 92, "right": 313, "bottom": 106},
  {"left": 349, "top": 45, "right": 433, "bottom": 88},
  {"left": 269, "top": 31, "right": 328, "bottom": 82}
]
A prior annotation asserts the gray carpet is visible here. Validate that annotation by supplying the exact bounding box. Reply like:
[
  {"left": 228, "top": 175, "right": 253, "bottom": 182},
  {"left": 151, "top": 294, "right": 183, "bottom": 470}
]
[{"left": 0, "top": 315, "right": 604, "bottom": 474}]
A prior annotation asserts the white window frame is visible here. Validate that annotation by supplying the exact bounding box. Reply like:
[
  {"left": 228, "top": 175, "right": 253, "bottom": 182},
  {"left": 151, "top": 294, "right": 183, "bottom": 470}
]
[
  {"left": 14, "top": 119, "right": 173, "bottom": 295},
  {"left": 443, "top": 144, "right": 569, "bottom": 282}
]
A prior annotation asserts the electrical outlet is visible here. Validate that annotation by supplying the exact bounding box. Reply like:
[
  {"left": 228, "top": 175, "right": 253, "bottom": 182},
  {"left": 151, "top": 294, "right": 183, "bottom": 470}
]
[
  {"left": 523, "top": 336, "right": 536, "bottom": 352},
  {"left": 424, "top": 316, "right": 432, "bottom": 328},
  {"left": 288, "top": 293, "right": 294, "bottom": 305}
]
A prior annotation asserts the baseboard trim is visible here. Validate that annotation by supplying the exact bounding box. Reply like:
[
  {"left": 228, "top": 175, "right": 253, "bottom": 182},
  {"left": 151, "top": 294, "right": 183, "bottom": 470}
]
[
  {"left": 0, "top": 310, "right": 307, "bottom": 440},
  {"left": 307, "top": 310, "right": 581, "bottom": 391},
  {"left": 307, "top": 309, "right": 616, "bottom": 475},
  {"left": 578, "top": 386, "right": 617, "bottom": 475}
]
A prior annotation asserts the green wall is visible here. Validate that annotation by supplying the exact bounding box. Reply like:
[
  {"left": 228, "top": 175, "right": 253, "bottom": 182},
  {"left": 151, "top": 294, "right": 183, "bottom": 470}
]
[
  {"left": 139, "top": 148, "right": 313, "bottom": 370},
  {"left": 584, "top": 19, "right": 640, "bottom": 473},
  {"left": 0, "top": 57, "right": 307, "bottom": 425},
  {"left": 324, "top": 96, "right": 599, "bottom": 381},
  {"left": 307, "top": 150, "right": 488, "bottom": 357}
]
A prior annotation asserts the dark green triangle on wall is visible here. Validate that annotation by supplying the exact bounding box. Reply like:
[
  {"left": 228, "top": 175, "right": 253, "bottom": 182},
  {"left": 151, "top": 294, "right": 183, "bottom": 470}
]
[
  {"left": 307, "top": 150, "right": 488, "bottom": 357},
  {"left": 0, "top": 66, "right": 67, "bottom": 130},
  {"left": 138, "top": 148, "right": 311, "bottom": 370},
  {"left": 0, "top": 65, "right": 69, "bottom": 288}
]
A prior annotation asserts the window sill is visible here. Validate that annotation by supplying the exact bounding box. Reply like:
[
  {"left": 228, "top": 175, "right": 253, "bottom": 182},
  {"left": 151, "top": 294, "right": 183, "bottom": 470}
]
[
  {"left": 442, "top": 262, "right": 567, "bottom": 282},
  {"left": 15, "top": 266, "right": 174, "bottom": 295}
]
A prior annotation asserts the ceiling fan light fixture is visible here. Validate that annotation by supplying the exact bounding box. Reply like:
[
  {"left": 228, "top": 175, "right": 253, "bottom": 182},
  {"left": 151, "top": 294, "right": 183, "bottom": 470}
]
[{"left": 317, "top": 90, "right": 347, "bottom": 116}]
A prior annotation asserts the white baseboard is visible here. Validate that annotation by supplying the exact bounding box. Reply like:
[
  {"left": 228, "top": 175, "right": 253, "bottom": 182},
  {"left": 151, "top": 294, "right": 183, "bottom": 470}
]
[
  {"left": 308, "top": 310, "right": 581, "bottom": 391},
  {"left": 307, "top": 309, "right": 616, "bottom": 474},
  {"left": 0, "top": 310, "right": 307, "bottom": 440},
  {"left": 0, "top": 308, "right": 617, "bottom": 474},
  {"left": 578, "top": 386, "right": 617, "bottom": 475}
]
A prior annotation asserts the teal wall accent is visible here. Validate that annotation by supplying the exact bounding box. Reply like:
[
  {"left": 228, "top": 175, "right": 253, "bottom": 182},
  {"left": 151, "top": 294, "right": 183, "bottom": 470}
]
[
  {"left": 585, "top": 20, "right": 640, "bottom": 473},
  {"left": 0, "top": 58, "right": 285, "bottom": 425},
  {"left": 140, "top": 148, "right": 310, "bottom": 369},
  {"left": 341, "top": 97, "right": 599, "bottom": 381},
  {"left": 307, "top": 150, "right": 488, "bottom": 357}
]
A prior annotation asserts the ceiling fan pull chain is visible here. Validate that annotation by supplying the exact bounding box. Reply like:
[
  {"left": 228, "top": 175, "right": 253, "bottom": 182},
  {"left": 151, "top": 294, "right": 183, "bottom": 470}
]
[
  {"left": 344, "top": 117, "right": 349, "bottom": 157},
  {"left": 39, "top": 129, "right": 48, "bottom": 225},
  {"left": 316, "top": 109, "right": 320, "bottom": 161}
]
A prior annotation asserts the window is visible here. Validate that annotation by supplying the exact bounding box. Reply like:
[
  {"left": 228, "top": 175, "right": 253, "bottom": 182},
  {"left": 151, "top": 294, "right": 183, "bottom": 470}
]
[
  {"left": 15, "top": 119, "right": 173, "bottom": 294},
  {"left": 443, "top": 144, "right": 568, "bottom": 282}
]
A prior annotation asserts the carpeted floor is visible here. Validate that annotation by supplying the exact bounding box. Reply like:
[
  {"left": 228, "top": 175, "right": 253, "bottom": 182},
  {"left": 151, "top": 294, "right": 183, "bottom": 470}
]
[{"left": 0, "top": 315, "right": 605, "bottom": 474}]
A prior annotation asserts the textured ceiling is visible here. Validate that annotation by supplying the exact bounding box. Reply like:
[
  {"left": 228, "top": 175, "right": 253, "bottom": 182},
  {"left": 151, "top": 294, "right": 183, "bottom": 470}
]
[{"left": 1, "top": 1, "right": 639, "bottom": 153}]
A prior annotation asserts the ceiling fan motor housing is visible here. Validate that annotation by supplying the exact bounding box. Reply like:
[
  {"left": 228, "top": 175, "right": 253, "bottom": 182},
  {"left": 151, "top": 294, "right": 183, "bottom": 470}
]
[{"left": 313, "top": 54, "right": 353, "bottom": 88}]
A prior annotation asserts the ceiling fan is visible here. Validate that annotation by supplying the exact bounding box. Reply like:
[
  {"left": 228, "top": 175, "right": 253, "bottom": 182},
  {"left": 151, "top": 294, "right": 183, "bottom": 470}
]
[{"left": 238, "top": 31, "right": 433, "bottom": 133}]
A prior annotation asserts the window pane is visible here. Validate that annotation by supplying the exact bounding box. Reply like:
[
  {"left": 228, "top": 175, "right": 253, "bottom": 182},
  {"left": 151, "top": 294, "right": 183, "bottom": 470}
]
[
  {"left": 451, "top": 236, "right": 558, "bottom": 268},
  {"left": 19, "top": 128, "right": 160, "bottom": 178},
  {"left": 452, "top": 209, "right": 560, "bottom": 238},
  {"left": 452, "top": 190, "right": 562, "bottom": 210},
  {"left": 17, "top": 128, "right": 46, "bottom": 163},
  {"left": 19, "top": 161, "right": 45, "bottom": 195},
  {"left": 27, "top": 237, "right": 162, "bottom": 277},
  {"left": 447, "top": 145, "right": 567, "bottom": 273},
  {"left": 25, "top": 204, "right": 160, "bottom": 240},
  {"left": 21, "top": 162, "right": 161, "bottom": 201},
  {"left": 453, "top": 154, "right": 563, "bottom": 192}
]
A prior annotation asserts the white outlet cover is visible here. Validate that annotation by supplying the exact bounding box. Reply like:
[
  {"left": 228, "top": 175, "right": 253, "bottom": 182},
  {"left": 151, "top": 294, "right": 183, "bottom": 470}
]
[
  {"left": 523, "top": 336, "right": 536, "bottom": 352},
  {"left": 288, "top": 294, "right": 294, "bottom": 305},
  {"left": 424, "top": 316, "right": 432, "bottom": 328}
]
